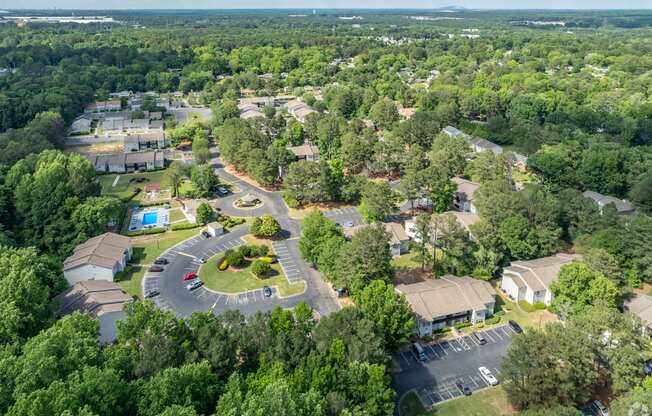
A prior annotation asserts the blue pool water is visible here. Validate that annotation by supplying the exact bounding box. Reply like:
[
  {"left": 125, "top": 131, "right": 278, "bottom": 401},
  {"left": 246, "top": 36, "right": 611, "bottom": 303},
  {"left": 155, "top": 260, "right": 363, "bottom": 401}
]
[{"left": 142, "top": 212, "right": 158, "bottom": 226}]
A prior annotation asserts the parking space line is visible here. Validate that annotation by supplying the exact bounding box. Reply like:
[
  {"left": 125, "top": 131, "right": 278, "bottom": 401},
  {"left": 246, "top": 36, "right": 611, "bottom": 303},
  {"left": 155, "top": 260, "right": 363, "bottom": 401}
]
[
  {"left": 477, "top": 373, "right": 490, "bottom": 387},
  {"left": 427, "top": 344, "right": 440, "bottom": 358},
  {"left": 435, "top": 343, "right": 448, "bottom": 356},
  {"left": 467, "top": 334, "right": 479, "bottom": 346},
  {"left": 483, "top": 330, "right": 497, "bottom": 343},
  {"left": 491, "top": 329, "right": 503, "bottom": 340},
  {"left": 501, "top": 326, "right": 512, "bottom": 337}
]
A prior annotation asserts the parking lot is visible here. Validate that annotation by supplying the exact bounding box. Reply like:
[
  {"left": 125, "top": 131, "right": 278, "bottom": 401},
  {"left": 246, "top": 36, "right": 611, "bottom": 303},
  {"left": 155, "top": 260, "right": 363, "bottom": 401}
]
[
  {"left": 272, "top": 240, "right": 306, "bottom": 283},
  {"left": 392, "top": 325, "right": 517, "bottom": 407},
  {"left": 323, "top": 207, "right": 363, "bottom": 227}
]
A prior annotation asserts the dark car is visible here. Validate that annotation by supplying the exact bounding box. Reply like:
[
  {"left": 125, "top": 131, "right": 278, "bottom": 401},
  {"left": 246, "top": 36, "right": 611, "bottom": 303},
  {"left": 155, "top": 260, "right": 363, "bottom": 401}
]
[
  {"left": 154, "top": 258, "right": 169, "bottom": 265},
  {"left": 217, "top": 187, "right": 229, "bottom": 196},
  {"left": 455, "top": 380, "right": 472, "bottom": 396},
  {"left": 644, "top": 360, "right": 652, "bottom": 376},
  {"left": 201, "top": 231, "right": 211, "bottom": 238},
  {"left": 148, "top": 265, "right": 164, "bottom": 273},
  {"left": 263, "top": 286, "right": 273, "bottom": 298},
  {"left": 509, "top": 320, "right": 523, "bottom": 334},
  {"left": 144, "top": 289, "right": 160, "bottom": 298}
]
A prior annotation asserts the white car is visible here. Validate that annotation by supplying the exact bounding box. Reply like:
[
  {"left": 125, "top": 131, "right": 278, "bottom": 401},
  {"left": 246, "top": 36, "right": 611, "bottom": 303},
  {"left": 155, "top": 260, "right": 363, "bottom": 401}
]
[
  {"left": 478, "top": 366, "right": 499, "bottom": 386},
  {"left": 593, "top": 400, "right": 609, "bottom": 416}
]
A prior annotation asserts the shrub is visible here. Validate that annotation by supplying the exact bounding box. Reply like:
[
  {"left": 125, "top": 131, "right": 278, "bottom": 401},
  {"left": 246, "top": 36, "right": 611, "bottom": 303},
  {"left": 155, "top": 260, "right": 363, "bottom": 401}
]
[
  {"left": 225, "top": 250, "right": 245, "bottom": 268},
  {"left": 238, "top": 245, "right": 255, "bottom": 257},
  {"left": 533, "top": 302, "right": 546, "bottom": 310},
  {"left": 171, "top": 222, "right": 201, "bottom": 231},
  {"left": 518, "top": 301, "right": 537, "bottom": 313},
  {"left": 256, "top": 245, "right": 269, "bottom": 256},
  {"left": 126, "top": 227, "right": 167, "bottom": 237},
  {"left": 251, "top": 214, "right": 281, "bottom": 238},
  {"left": 251, "top": 260, "right": 271, "bottom": 277},
  {"left": 260, "top": 256, "right": 274, "bottom": 264},
  {"left": 485, "top": 316, "right": 501, "bottom": 325},
  {"left": 196, "top": 202, "right": 214, "bottom": 225},
  {"left": 454, "top": 322, "right": 472, "bottom": 330},
  {"left": 219, "top": 215, "right": 246, "bottom": 229},
  {"left": 218, "top": 259, "right": 229, "bottom": 271}
]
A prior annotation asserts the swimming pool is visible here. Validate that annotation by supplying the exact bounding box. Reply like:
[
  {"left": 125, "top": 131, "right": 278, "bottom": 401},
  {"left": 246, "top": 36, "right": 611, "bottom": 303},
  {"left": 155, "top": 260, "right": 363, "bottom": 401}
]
[{"left": 142, "top": 212, "right": 158, "bottom": 226}]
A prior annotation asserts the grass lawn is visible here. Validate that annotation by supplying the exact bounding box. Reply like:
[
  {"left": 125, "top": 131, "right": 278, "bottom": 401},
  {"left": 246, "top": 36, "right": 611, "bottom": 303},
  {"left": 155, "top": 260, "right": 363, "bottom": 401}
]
[
  {"left": 115, "top": 227, "right": 203, "bottom": 297},
  {"left": 178, "top": 180, "right": 195, "bottom": 196},
  {"left": 400, "top": 387, "right": 515, "bottom": 416},
  {"left": 168, "top": 207, "right": 186, "bottom": 223},
  {"left": 99, "top": 170, "right": 169, "bottom": 201},
  {"left": 199, "top": 255, "right": 305, "bottom": 297},
  {"left": 392, "top": 251, "right": 423, "bottom": 270},
  {"left": 494, "top": 289, "right": 558, "bottom": 329}
]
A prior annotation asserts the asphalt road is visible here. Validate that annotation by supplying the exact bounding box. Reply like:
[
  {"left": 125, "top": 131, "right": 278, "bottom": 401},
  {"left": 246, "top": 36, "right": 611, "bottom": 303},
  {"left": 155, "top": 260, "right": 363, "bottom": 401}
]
[
  {"left": 392, "top": 325, "right": 517, "bottom": 409},
  {"left": 143, "top": 149, "right": 340, "bottom": 318}
]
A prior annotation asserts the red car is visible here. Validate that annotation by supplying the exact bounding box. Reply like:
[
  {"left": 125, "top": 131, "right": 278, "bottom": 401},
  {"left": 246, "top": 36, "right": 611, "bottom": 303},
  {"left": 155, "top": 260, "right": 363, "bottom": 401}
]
[
  {"left": 148, "top": 265, "right": 164, "bottom": 273},
  {"left": 182, "top": 271, "right": 197, "bottom": 281}
]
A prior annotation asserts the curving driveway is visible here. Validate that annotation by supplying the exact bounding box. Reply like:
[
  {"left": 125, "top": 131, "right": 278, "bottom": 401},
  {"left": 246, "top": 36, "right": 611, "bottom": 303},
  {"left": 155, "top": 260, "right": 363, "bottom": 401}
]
[{"left": 142, "top": 149, "right": 340, "bottom": 318}]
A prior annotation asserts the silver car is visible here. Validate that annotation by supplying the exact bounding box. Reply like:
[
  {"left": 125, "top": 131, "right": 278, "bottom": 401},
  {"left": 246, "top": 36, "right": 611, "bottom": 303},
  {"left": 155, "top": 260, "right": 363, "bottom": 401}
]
[{"left": 186, "top": 279, "right": 203, "bottom": 291}]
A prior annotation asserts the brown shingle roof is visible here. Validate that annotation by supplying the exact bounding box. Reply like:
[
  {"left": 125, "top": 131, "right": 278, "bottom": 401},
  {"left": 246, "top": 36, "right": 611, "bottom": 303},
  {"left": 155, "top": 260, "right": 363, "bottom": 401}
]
[
  {"left": 63, "top": 233, "right": 131, "bottom": 272},
  {"left": 452, "top": 177, "right": 480, "bottom": 202},
  {"left": 624, "top": 293, "right": 652, "bottom": 328},
  {"left": 396, "top": 275, "right": 495, "bottom": 321},
  {"left": 288, "top": 144, "right": 319, "bottom": 158},
  {"left": 503, "top": 253, "right": 581, "bottom": 291},
  {"left": 56, "top": 280, "right": 132, "bottom": 318},
  {"left": 344, "top": 222, "right": 409, "bottom": 246}
]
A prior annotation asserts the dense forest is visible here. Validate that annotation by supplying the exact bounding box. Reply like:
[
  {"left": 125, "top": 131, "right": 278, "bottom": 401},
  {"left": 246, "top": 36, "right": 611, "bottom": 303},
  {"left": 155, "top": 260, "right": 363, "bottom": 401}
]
[{"left": 1, "top": 9, "right": 652, "bottom": 416}]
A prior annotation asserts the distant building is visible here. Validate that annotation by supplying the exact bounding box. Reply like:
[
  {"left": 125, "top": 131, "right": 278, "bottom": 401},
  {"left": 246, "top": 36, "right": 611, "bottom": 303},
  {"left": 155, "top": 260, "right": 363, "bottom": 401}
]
[
  {"left": 343, "top": 222, "right": 409, "bottom": 256},
  {"left": 583, "top": 190, "right": 635, "bottom": 216},
  {"left": 123, "top": 132, "right": 169, "bottom": 152},
  {"left": 470, "top": 137, "right": 503, "bottom": 155},
  {"left": 56, "top": 280, "right": 132, "bottom": 345},
  {"left": 441, "top": 126, "right": 470, "bottom": 140},
  {"left": 623, "top": 293, "right": 652, "bottom": 338},
  {"left": 85, "top": 99, "right": 121, "bottom": 113},
  {"left": 86, "top": 150, "right": 165, "bottom": 173},
  {"left": 286, "top": 100, "right": 316, "bottom": 123},
  {"left": 500, "top": 253, "right": 581, "bottom": 306},
  {"left": 405, "top": 211, "right": 480, "bottom": 244},
  {"left": 239, "top": 107, "right": 265, "bottom": 119},
  {"left": 63, "top": 233, "right": 132, "bottom": 286},
  {"left": 441, "top": 126, "right": 503, "bottom": 155},
  {"left": 396, "top": 275, "right": 496, "bottom": 336},
  {"left": 70, "top": 115, "right": 92, "bottom": 135},
  {"left": 288, "top": 144, "right": 320, "bottom": 161},
  {"left": 509, "top": 152, "right": 528, "bottom": 172},
  {"left": 451, "top": 177, "right": 480, "bottom": 213}
]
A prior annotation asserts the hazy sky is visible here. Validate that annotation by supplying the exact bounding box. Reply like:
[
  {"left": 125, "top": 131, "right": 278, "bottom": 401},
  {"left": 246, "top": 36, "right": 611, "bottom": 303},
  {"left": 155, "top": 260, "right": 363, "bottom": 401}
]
[{"left": 2, "top": 0, "right": 651, "bottom": 10}]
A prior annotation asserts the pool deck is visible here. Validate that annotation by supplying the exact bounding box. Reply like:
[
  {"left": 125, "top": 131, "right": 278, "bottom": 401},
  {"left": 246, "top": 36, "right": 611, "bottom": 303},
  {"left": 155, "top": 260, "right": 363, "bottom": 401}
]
[{"left": 128, "top": 207, "right": 170, "bottom": 232}]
